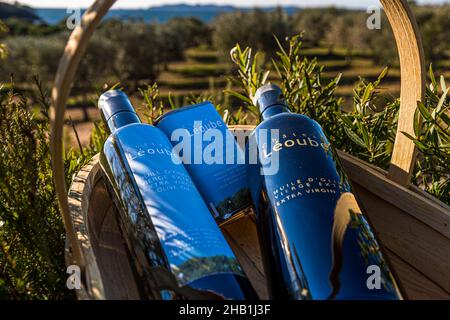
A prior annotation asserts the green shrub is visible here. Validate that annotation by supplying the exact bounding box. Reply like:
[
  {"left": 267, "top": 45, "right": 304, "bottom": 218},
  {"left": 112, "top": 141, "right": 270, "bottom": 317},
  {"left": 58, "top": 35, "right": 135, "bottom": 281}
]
[
  {"left": 0, "top": 78, "right": 69, "bottom": 299},
  {"left": 157, "top": 17, "right": 212, "bottom": 64},
  {"left": 414, "top": 5, "right": 450, "bottom": 64},
  {"left": 403, "top": 67, "right": 449, "bottom": 203},
  {"left": 339, "top": 68, "right": 399, "bottom": 168},
  {"left": 0, "top": 74, "right": 107, "bottom": 299},
  {"left": 212, "top": 8, "right": 292, "bottom": 61},
  {"left": 1, "top": 34, "right": 65, "bottom": 83},
  {"left": 0, "top": 21, "right": 7, "bottom": 60},
  {"left": 0, "top": 31, "right": 121, "bottom": 90}
]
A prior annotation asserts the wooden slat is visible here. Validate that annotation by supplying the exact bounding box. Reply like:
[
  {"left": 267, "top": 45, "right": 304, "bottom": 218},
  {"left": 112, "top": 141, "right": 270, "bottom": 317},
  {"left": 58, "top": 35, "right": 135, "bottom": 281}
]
[
  {"left": 338, "top": 151, "right": 450, "bottom": 239},
  {"left": 353, "top": 183, "right": 450, "bottom": 294},
  {"left": 222, "top": 216, "right": 269, "bottom": 299},
  {"left": 87, "top": 174, "right": 140, "bottom": 299},
  {"left": 67, "top": 154, "right": 105, "bottom": 299},
  {"left": 384, "top": 248, "right": 449, "bottom": 299},
  {"left": 382, "top": 0, "right": 426, "bottom": 186}
]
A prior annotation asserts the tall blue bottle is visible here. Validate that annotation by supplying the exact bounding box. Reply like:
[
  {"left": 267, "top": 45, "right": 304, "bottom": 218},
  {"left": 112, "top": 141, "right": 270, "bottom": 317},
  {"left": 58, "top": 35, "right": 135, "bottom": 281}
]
[
  {"left": 247, "top": 84, "right": 403, "bottom": 300},
  {"left": 98, "top": 90, "right": 257, "bottom": 300}
]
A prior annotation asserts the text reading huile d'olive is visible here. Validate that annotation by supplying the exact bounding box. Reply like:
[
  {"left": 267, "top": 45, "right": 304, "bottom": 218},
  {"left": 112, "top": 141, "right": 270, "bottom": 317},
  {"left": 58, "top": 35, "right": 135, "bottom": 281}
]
[{"left": 272, "top": 177, "right": 341, "bottom": 207}]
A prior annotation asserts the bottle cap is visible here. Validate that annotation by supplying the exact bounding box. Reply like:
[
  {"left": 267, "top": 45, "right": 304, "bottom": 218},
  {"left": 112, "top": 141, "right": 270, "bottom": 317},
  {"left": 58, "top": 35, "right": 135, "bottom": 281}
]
[
  {"left": 253, "top": 83, "right": 286, "bottom": 114},
  {"left": 98, "top": 90, "right": 137, "bottom": 121}
]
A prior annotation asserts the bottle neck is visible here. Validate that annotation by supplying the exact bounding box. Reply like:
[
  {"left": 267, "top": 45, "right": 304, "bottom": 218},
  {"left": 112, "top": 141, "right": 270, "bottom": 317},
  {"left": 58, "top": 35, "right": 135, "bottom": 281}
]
[
  {"left": 106, "top": 111, "right": 141, "bottom": 134},
  {"left": 260, "top": 104, "right": 291, "bottom": 121}
]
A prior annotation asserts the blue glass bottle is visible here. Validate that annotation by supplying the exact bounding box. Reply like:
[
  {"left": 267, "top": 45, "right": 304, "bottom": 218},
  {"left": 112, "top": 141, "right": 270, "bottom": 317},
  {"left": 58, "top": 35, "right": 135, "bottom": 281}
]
[
  {"left": 98, "top": 90, "right": 257, "bottom": 300},
  {"left": 247, "top": 84, "right": 403, "bottom": 300}
]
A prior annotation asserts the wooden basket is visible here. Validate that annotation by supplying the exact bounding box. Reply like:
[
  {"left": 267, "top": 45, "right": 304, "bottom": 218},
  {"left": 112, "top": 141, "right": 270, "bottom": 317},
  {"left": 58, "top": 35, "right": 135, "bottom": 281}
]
[{"left": 50, "top": 0, "right": 450, "bottom": 299}]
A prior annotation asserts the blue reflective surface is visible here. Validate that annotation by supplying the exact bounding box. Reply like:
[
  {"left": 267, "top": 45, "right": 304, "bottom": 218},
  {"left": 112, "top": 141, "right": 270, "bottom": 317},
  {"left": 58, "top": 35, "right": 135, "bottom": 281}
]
[
  {"left": 248, "top": 111, "right": 404, "bottom": 300},
  {"left": 100, "top": 123, "right": 257, "bottom": 299}
]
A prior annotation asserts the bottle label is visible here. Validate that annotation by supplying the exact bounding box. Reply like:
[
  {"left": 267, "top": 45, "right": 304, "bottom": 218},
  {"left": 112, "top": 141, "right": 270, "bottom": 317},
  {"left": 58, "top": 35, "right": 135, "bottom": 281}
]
[{"left": 155, "top": 102, "right": 251, "bottom": 224}]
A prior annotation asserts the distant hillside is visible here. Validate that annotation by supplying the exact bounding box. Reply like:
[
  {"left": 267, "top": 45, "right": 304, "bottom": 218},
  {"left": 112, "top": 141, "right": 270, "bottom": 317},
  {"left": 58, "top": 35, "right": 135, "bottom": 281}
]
[
  {"left": 0, "top": 2, "right": 40, "bottom": 21},
  {"left": 36, "top": 4, "right": 301, "bottom": 25},
  {"left": 143, "top": 4, "right": 238, "bottom": 12}
]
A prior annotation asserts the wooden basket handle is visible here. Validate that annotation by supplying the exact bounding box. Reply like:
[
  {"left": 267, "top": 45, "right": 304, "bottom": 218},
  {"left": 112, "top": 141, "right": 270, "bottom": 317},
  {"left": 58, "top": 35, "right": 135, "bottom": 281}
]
[
  {"left": 50, "top": 0, "right": 425, "bottom": 268},
  {"left": 380, "top": 0, "right": 426, "bottom": 185},
  {"left": 50, "top": 0, "right": 115, "bottom": 268}
]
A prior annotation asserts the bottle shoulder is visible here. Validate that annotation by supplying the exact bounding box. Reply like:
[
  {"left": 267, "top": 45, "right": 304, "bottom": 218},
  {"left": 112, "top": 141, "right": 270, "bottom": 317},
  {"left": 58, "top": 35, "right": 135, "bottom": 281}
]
[
  {"left": 255, "top": 112, "right": 318, "bottom": 130},
  {"left": 106, "top": 123, "right": 157, "bottom": 140}
]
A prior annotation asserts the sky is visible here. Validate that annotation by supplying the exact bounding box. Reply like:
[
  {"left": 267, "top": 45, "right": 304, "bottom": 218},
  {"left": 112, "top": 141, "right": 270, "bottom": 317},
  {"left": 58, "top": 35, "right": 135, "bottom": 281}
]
[{"left": 7, "top": 0, "right": 450, "bottom": 9}]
